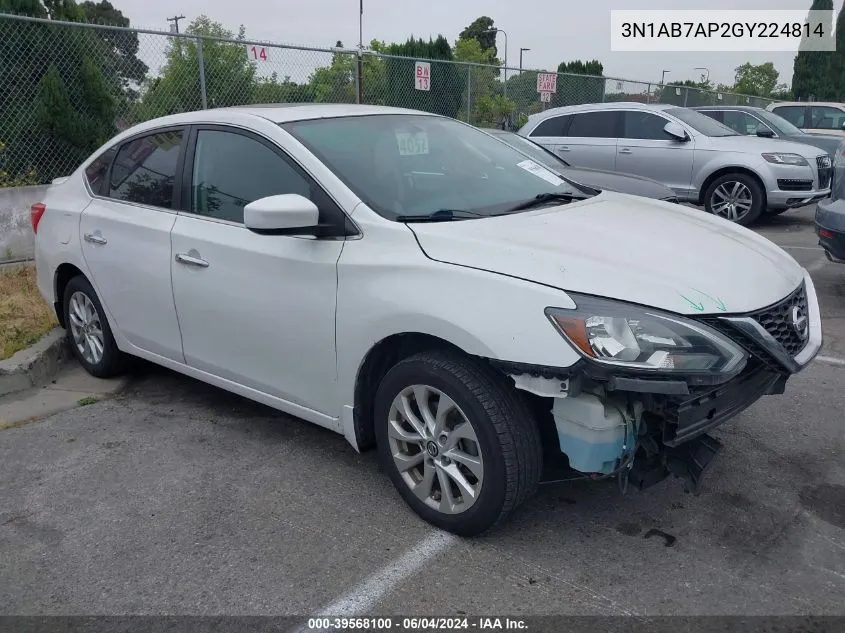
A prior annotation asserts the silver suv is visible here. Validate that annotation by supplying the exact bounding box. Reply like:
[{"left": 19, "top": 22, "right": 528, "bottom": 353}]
[{"left": 518, "top": 102, "right": 832, "bottom": 226}]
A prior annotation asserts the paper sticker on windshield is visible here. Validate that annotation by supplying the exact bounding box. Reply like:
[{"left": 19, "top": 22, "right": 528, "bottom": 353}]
[
  {"left": 396, "top": 132, "right": 429, "bottom": 156},
  {"left": 516, "top": 159, "right": 563, "bottom": 186}
]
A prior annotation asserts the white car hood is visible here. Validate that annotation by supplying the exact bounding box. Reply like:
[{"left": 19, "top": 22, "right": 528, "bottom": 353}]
[{"left": 409, "top": 191, "right": 804, "bottom": 315}]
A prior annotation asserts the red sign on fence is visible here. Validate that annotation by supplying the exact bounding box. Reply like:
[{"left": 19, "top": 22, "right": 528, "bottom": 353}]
[
  {"left": 415, "top": 62, "right": 431, "bottom": 91},
  {"left": 536, "top": 73, "right": 557, "bottom": 93}
]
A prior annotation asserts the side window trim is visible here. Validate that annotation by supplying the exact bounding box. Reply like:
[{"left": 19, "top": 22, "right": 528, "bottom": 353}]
[
  {"left": 179, "top": 123, "right": 358, "bottom": 237},
  {"left": 97, "top": 125, "right": 189, "bottom": 213},
  {"left": 745, "top": 112, "right": 776, "bottom": 136}
]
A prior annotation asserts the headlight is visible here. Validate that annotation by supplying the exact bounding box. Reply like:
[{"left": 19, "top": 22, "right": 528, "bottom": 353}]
[
  {"left": 546, "top": 295, "right": 747, "bottom": 375},
  {"left": 762, "top": 153, "right": 808, "bottom": 166}
]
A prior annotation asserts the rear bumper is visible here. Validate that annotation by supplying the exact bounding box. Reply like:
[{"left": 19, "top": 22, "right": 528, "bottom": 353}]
[{"left": 815, "top": 199, "right": 845, "bottom": 263}]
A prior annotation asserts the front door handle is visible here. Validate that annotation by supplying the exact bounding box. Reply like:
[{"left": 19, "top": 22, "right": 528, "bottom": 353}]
[
  {"left": 558, "top": 146, "right": 571, "bottom": 152},
  {"left": 619, "top": 148, "right": 633, "bottom": 154},
  {"left": 83, "top": 232, "right": 107, "bottom": 245},
  {"left": 175, "top": 252, "right": 209, "bottom": 268}
]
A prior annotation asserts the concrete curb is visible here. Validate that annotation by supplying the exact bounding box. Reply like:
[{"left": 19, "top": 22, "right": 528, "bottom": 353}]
[{"left": 0, "top": 327, "right": 70, "bottom": 397}]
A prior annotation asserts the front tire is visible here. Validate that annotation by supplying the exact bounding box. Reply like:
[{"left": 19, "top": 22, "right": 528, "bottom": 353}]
[
  {"left": 62, "top": 275, "right": 126, "bottom": 378},
  {"left": 704, "top": 173, "right": 765, "bottom": 226},
  {"left": 374, "top": 350, "right": 542, "bottom": 536}
]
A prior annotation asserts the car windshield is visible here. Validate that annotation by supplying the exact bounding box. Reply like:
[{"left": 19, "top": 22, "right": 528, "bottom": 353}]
[
  {"left": 753, "top": 109, "right": 805, "bottom": 136},
  {"left": 665, "top": 107, "right": 739, "bottom": 137},
  {"left": 282, "top": 114, "right": 588, "bottom": 221},
  {"left": 486, "top": 130, "right": 571, "bottom": 170}
]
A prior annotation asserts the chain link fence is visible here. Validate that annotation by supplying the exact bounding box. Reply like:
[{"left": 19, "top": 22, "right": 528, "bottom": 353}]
[{"left": 0, "top": 12, "right": 776, "bottom": 185}]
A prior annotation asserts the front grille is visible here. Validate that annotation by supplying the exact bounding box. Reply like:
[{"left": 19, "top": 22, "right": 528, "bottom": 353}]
[
  {"left": 817, "top": 155, "right": 833, "bottom": 189},
  {"left": 749, "top": 282, "right": 809, "bottom": 356},
  {"left": 700, "top": 282, "right": 809, "bottom": 368},
  {"left": 777, "top": 178, "right": 813, "bottom": 191}
]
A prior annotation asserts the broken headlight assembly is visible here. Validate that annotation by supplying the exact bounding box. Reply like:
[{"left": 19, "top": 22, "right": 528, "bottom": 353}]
[{"left": 545, "top": 295, "right": 747, "bottom": 376}]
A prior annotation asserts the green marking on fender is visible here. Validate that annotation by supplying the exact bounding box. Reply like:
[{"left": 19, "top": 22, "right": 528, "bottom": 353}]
[{"left": 679, "top": 293, "right": 705, "bottom": 312}]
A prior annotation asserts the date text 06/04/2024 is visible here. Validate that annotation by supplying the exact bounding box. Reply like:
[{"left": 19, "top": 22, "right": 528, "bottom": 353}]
[
  {"left": 306, "top": 617, "right": 528, "bottom": 630},
  {"left": 620, "top": 21, "right": 824, "bottom": 39}
]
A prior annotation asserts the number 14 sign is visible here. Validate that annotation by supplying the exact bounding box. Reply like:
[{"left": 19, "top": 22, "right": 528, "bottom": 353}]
[
  {"left": 247, "top": 45, "right": 269, "bottom": 61},
  {"left": 415, "top": 61, "right": 431, "bottom": 91}
]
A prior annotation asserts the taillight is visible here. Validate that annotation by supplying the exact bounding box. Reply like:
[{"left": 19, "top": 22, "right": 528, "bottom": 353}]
[
  {"left": 30, "top": 203, "right": 46, "bottom": 234},
  {"left": 819, "top": 228, "right": 834, "bottom": 239}
]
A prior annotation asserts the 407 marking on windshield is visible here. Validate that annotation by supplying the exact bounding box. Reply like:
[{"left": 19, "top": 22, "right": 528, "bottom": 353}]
[{"left": 620, "top": 21, "right": 825, "bottom": 38}]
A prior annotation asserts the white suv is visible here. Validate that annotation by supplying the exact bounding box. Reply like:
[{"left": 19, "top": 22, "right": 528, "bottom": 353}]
[
  {"left": 32, "top": 104, "right": 822, "bottom": 535},
  {"left": 519, "top": 102, "right": 832, "bottom": 225}
]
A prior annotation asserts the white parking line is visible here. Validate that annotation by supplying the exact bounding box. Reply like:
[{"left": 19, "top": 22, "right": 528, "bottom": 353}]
[
  {"left": 818, "top": 355, "right": 845, "bottom": 368},
  {"left": 302, "top": 531, "right": 456, "bottom": 627}
]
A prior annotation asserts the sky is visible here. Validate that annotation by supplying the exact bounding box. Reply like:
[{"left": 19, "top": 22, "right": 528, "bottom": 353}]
[{"left": 114, "top": 0, "right": 844, "bottom": 89}]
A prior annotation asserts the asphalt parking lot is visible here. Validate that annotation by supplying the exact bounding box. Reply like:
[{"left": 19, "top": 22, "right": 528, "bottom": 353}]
[{"left": 1, "top": 204, "right": 844, "bottom": 619}]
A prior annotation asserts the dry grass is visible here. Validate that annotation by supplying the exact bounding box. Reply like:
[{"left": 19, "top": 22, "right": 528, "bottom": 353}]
[{"left": 0, "top": 264, "right": 57, "bottom": 360}]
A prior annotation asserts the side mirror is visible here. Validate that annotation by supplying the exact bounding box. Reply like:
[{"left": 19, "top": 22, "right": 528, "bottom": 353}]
[
  {"left": 663, "top": 121, "right": 689, "bottom": 142},
  {"left": 244, "top": 194, "right": 321, "bottom": 236},
  {"left": 756, "top": 126, "right": 775, "bottom": 138},
  {"left": 840, "top": 120, "right": 845, "bottom": 131}
]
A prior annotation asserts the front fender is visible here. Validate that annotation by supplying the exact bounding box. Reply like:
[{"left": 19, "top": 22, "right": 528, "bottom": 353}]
[
  {"left": 334, "top": 223, "right": 581, "bottom": 412},
  {"left": 691, "top": 151, "right": 773, "bottom": 193}
]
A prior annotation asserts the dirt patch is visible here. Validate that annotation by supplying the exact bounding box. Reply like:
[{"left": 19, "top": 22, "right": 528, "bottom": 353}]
[{"left": 0, "top": 264, "right": 56, "bottom": 360}]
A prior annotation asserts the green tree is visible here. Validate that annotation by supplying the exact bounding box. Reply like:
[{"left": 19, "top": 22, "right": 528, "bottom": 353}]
[
  {"left": 378, "top": 36, "right": 463, "bottom": 117},
  {"left": 792, "top": 0, "right": 835, "bottom": 100},
  {"left": 252, "top": 72, "right": 315, "bottom": 104},
  {"left": 458, "top": 16, "right": 497, "bottom": 58},
  {"left": 79, "top": 1, "right": 148, "bottom": 99},
  {"left": 825, "top": 6, "right": 845, "bottom": 100},
  {"left": 0, "top": 0, "right": 117, "bottom": 182},
  {"left": 138, "top": 16, "right": 255, "bottom": 119},
  {"left": 551, "top": 59, "right": 604, "bottom": 108},
  {"left": 733, "top": 62, "right": 783, "bottom": 97}
]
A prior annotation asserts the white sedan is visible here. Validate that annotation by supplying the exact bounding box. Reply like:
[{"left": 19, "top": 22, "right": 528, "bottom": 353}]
[{"left": 33, "top": 104, "right": 822, "bottom": 535}]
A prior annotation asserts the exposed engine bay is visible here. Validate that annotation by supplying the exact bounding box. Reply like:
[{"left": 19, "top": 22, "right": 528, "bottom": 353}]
[{"left": 502, "top": 357, "right": 787, "bottom": 495}]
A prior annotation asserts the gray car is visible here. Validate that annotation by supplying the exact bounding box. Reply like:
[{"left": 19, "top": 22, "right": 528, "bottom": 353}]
[
  {"left": 694, "top": 105, "right": 845, "bottom": 160},
  {"left": 518, "top": 102, "right": 832, "bottom": 226},
  {"left": 482, "top": 128, "right": 679, "bottom": 203}
]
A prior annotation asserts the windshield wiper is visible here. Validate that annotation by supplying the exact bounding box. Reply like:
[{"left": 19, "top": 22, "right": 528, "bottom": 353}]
[
  {"left": 395, "top": 209, "right": 485, "bottom": 223},
  {"left": 503, "top": 192, "right": 581, "bottom": 213}
]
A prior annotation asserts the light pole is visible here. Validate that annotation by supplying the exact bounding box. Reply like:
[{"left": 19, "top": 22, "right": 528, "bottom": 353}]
[
  {"left": 483, "top": 28, "right": 508, "bottom": 99},
  {"left": 519, "top": 47, "right": 530, "bottom": 72},
  {"left": 661, "top": 69, "right": 670, "bottom": 85},
  {"left": 694, "top": 66, "right": 710, "bottom": 84}
]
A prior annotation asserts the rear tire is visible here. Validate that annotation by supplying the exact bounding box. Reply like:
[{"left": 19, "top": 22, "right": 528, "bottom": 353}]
[
  {"left": 374, "top": 350, "right": 542, "bottom": 536},
  {"left": 704, "top": 173, "right": 765, "bottom": 226},
  {"left": 62, "top": 275, "right": 126, "bottom": 378}
]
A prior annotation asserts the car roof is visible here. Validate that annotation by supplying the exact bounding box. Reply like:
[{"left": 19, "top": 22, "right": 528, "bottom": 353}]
[
  {"left": 525, "top": 101, "right": 676, "bottom": 121},
  {"left": 694, "top": 105, "right": 765, "bottom": 112},
  {"left": 115, "top": 103, "right": 439, "bottom": 138},
  {"left": 770, "top": 101, "right": 845, "bottom": 108}
]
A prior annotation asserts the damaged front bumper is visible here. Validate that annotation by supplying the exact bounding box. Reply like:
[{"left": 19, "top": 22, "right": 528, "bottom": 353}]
[{"left": 501, "top": 271, "right": 822, "bottom": 494}]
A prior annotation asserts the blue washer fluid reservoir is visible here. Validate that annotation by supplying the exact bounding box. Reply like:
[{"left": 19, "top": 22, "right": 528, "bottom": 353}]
[{"left": 552, "top": 393, "right": 634, "bottom": 475}]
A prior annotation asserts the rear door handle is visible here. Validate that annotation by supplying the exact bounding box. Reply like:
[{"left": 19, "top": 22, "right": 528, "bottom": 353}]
[
  {"left": 557, "top": 146, "right": 571, "bottom": 152},
  {"left": 619, "top": 148, "right": 633, "bottom": 154},
  {"left": 175, "top": 253, "right": 209, "bottom": 268},
  {"left": 83, "top": 232, "right": 107, "bottom": 245}
]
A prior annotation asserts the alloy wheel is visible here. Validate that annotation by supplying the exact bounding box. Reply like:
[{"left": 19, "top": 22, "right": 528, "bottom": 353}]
[
  {"left": 711, "top": 181, "right": 753, "bottom": 222},
  {"left": 68, "top": 291, "right": 105, "bottom": 365},
  {"left": 386, "top": 384, "right": 484, "bottom": 515}
]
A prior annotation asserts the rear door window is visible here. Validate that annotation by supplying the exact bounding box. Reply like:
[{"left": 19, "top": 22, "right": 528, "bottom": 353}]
[
  {"left": 108, "top": 130, "right": 185, "bottom": 209},
  {"left": 528, "top": 115, "right": 572, "bottom": 138},
  {"left": 772, "top": 106, "right": 807, "bottom": 127},
  {"left": 567, "top": 111, "right": 620, "bottom": 138}
]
